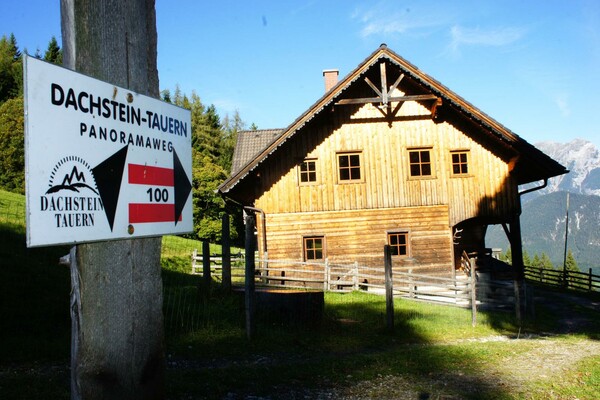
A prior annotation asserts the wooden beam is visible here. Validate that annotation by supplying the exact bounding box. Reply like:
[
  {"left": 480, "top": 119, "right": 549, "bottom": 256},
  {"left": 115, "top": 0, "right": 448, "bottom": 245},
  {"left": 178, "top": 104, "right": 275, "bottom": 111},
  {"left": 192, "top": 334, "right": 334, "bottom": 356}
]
[
  {"left": 364, "top": 77, "right": 382, "bottom": 98},
  {"left": 389, "top": 73, "right": 405, "bottom": 95},
  {"left": 335, "top": 94, "right": 438, "bottom": 106},
  {"left": 380, "top": 63, "right": 388, "bottom": 105}
]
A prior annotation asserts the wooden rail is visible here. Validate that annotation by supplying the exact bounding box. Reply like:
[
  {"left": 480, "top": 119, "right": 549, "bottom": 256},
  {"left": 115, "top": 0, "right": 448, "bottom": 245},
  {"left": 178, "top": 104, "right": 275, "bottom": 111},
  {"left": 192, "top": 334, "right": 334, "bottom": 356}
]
[
  {"left": 225, "top": 258, "right": 479, "bottom": 307},
  {"left": 525, "top": 266, "right": 600, "bottom": 292},
  {"left": 191, "top": 249, "right": 244, "bottom": 276}
]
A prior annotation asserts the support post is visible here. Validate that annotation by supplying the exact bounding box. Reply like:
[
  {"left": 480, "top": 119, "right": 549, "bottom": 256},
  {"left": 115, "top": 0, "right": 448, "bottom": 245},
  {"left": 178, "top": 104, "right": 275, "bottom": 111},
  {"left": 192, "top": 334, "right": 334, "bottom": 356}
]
[
  {"left": 384, "top": 245, "right": 394, "bottom": 332},
  {"left": 202, "top": 240, "right": 211, "bottom": 292},
  {"left": 509, "top": 215, "right": 525, "bottom": 324},
  {"left": 62, "top": 1, "right": 164, "bottom": 398},
  {"left": 221, "top": 213, "right": 231, "bottom": 291},
  {"left": 470, "top": 260, "right": 477, "bottom": 327},
  {"left": 244, "top": 212, "right": 256, "bottom": 340}
]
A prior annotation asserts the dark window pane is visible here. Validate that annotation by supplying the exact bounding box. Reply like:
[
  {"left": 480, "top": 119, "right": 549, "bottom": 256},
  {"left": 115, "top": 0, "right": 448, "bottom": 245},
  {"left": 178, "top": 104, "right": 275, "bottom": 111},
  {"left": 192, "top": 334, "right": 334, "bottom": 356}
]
[
  {"left": 409, "top": 151, "right": 419, "bottom": 163},
  {"left": 410, "top": 164, "right": 421, "bottom": 176},
  {"left": 422, "top": 164, "right": 431, "bottom": 176},
  {"left": 339, "top": 155, "right": 349, "bottom": 168}
]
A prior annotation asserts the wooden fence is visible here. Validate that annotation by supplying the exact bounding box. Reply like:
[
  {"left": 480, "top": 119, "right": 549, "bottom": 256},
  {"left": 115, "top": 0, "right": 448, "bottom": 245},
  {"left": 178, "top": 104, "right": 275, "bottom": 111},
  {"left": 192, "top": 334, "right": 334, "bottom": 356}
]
[
  {"left": 524, "top": 266, "right": 600, "bottom": 292},
  {"left": 191, "top": 254, "right": 491, "bottom": 308}
]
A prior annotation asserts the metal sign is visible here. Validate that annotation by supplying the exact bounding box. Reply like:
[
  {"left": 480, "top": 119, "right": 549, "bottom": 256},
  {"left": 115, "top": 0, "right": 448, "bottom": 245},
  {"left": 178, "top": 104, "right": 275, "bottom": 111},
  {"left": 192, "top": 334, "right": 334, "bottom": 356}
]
[{"left": 24, "top": 56, "right": 193, "bottom": 247}]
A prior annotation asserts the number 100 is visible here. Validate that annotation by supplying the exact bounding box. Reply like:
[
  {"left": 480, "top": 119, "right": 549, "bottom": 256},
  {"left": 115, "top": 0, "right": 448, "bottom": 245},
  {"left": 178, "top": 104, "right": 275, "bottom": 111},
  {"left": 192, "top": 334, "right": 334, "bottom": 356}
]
[{"left": 146, "top": 188, "right": 169, "bottom": 202}]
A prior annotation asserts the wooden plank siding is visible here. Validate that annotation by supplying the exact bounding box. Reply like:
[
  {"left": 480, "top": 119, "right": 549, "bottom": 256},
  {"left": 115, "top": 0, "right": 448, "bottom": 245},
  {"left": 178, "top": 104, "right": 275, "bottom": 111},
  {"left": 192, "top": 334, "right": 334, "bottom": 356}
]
[
  {"left": 258, "top": 205, "right": 453, "bottom": 275},
  {"left": 255, "top": 99, "right": 519, "bottom": 228}
]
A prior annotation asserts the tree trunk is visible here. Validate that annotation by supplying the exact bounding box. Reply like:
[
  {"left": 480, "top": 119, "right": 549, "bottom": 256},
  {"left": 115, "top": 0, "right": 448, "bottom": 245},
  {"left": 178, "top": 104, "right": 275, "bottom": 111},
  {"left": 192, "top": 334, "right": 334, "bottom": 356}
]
[{"left": 61, "top": 1, "right": 164, "bottom": 399}]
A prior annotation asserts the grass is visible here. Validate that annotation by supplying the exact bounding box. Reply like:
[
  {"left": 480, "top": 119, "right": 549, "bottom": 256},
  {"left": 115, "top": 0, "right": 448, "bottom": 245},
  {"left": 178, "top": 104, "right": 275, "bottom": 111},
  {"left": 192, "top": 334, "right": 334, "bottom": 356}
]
[{"left": 1, "top": 188, "right": 599, "bottom": 399}]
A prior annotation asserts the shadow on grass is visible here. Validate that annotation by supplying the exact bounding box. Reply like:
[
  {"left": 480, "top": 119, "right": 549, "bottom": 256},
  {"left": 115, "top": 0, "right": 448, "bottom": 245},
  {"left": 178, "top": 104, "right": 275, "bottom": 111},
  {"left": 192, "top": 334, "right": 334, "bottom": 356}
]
[
  {"left": 523, "top": 282, "right": 600, "bottom": 340},
  {"left": 164, "top": 283, "right": 528, "bottom": 400},
  {"left": 0, "top": 223, "right": 71, "bottom": 363},
  {"left": 4, "top": 228, "right": 597, "bottom": 399}
]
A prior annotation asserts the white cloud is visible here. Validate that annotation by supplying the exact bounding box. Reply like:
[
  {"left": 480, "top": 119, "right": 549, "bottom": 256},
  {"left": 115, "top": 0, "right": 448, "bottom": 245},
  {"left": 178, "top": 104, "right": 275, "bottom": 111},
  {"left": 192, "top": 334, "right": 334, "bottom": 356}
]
[
  {"left": 448, "top": 25, "right": 526, "bottom": 53},
  {"left": 554, "top": 93, "right": 571, "bottom": 117},
  {"left": 352, "top": 2, "right": 456, "bottom": 38}
]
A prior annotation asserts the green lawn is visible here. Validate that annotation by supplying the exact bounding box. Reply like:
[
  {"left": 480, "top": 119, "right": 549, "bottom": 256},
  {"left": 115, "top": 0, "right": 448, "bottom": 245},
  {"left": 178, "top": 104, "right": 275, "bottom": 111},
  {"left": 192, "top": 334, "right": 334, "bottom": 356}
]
[{"left": 1, "top": 188, "right": 599, "bottom": 400}]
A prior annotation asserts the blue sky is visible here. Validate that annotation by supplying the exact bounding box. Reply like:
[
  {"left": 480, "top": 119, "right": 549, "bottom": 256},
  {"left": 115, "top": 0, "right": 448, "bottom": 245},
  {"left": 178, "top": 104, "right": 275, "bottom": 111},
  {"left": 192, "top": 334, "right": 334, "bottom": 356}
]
[{"left": 3, "top": 0, "right": 600, "bottom": 147}]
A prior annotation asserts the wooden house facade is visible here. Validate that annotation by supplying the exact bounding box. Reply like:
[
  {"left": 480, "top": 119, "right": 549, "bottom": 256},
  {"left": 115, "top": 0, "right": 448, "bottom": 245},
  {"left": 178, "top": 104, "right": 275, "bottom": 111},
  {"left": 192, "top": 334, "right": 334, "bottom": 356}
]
[{"left": 218, "top": 45, "right": 567, "bottom": 277}]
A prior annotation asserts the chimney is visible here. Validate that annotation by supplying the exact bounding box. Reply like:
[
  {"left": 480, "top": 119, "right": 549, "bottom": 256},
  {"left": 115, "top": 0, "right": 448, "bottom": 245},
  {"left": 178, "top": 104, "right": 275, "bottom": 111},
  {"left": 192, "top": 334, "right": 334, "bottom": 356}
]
[{"left": 322, "top": 69, "right": 339, "bottom": 92}]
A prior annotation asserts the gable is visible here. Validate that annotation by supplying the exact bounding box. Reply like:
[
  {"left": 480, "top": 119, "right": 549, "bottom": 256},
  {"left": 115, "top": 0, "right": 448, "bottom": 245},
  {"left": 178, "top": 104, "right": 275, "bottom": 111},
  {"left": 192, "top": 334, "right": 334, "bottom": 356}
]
[{"left": 219, "top": 44, "right": 567, "bottom": 197}]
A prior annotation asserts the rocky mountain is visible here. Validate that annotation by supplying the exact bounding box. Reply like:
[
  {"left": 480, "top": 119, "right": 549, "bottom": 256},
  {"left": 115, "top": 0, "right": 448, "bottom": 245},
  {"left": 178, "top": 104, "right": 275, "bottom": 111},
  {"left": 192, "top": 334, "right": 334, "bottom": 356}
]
[
  {"left": 522, "top": 139, "right": 600, "bottom": 199},
  {"left": 487, "top": 139, "right": 600, "bottom": 273}
]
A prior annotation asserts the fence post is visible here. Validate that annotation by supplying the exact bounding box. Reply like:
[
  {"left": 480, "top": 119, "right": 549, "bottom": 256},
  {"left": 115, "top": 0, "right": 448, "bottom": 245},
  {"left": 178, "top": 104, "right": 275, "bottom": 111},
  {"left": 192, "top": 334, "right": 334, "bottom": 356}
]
[
  {"left": 589, "top": 268, "right": 593, "bottom": 292},
  {"left": 384, "top": 245, "right": 394, "bottom": 333},
  {"left": 324, "top": 259, "right": 330, "bottom": 291},
  {"left": 353, "top": 261, "right": 359, "bottom": 291},
  {"left": 470, "top": 261, "right": 477, "bottom": 327},
  {"left": 202, "top": 240, "right": 211, "bottom": 292},
  {"left": 244, "top": 213, "right": 256, "bottom": 340},
  {"left": 221, "top": 213, "right": 231, "bottom": 292}
]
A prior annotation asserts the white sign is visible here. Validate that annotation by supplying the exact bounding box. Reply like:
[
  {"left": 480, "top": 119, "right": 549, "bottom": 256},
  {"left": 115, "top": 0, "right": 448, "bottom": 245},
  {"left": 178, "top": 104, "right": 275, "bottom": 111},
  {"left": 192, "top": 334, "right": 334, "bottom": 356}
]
[{"left": 24, "top": 56, "right": 193, "bottom": 247}]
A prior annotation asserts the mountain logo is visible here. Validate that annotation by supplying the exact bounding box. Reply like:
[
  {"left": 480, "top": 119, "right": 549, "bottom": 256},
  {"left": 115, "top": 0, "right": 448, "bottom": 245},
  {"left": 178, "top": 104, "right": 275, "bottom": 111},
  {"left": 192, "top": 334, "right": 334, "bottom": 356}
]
[
  {"left": 46, "top": 156, "right": 99, "bottom": 195},
  {"left": 40, "top": 156, "right": 105, "bottom": 230}
]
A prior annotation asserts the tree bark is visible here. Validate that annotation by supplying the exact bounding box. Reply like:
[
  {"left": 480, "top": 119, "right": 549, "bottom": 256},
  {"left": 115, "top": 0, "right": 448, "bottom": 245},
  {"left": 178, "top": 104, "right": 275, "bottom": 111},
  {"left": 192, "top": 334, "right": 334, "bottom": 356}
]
[{"left": 61, "top": 1, "right": 164, "bottom": 399}]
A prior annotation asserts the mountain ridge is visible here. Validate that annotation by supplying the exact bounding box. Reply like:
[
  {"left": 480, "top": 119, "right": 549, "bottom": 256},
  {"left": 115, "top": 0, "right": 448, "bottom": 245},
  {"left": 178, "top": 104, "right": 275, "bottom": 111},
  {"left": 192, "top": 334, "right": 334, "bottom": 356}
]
[{"left": 487, "top": 138, "right": 600, "bottom": 273}]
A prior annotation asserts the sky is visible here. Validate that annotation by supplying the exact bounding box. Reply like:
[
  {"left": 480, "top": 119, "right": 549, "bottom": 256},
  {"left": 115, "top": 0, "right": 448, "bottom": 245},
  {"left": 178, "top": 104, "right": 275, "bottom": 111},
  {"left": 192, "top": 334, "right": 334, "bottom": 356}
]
[{"left": 3, "top": 0, "right": 600, "bottom": 148}]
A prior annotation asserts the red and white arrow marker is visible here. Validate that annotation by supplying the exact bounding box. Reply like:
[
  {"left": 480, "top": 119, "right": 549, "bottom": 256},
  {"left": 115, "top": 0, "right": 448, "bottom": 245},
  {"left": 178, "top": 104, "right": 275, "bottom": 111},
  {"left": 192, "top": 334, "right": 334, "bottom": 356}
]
[{"left": 128, "top": 163, "right": 182, "bottom": 223}]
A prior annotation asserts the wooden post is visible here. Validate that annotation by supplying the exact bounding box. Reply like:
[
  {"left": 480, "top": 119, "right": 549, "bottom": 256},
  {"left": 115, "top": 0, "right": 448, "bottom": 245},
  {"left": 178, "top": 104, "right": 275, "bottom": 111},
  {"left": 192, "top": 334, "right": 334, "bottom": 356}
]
[
  {"left": 324, "top": 259, "right": 330, "bottom": 291},
  {"left": 589, "top": 268, "right": 593, "bottom": 292},
  {"left": 470, "top": 261, "right": 477, "bottom": 327},
  {"left": 509, "top": 215, "right": 525, "bottom": 325},
  {"left": 61, "top": 1, "right": 164, "bottom": 399},
  {"left": 384, "top": 245, "right": 394, "bottom": 333},
  {"left": 244, "top": 212, "right": 256, "bottom": 340},
  {"left": 353, "top": 261, "right": 359, "bottom": 291},
  {"left": 221, "top": 213, "right": 231, "bottom": 291},
  {"left": 202, "top": 240, "right": 211, "bottom": 291}
]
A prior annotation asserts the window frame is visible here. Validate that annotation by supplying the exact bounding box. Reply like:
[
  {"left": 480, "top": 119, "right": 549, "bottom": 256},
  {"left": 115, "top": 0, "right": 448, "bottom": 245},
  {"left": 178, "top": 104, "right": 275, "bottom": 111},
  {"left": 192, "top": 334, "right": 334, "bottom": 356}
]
[
  {"left": 387, "top": 231, "right": 410, "bottom": 257},
  {"left": 407, "top": 147, "right": 434, "bottom": 179},
  {"left": 303, "top": 236, "right": 325, "bottom": 261},
  {"left": 337, "top": 151, "right": 363, "bottom": 183},
  {"left": 298, "top": 158, "right": 318, "bottom": 185},
  {"left": 450, "top": 150, "right": 470, "bottom": 177}
]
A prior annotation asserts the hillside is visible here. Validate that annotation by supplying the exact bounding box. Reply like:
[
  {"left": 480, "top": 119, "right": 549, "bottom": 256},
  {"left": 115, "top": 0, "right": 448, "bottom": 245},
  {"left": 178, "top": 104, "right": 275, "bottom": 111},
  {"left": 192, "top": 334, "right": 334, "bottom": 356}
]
[
  {"left": 487, "top": 191, "right": 600, "bottom": 272},
  {"left": 487, "top": 139, "right": 600, "bottom": 273}
]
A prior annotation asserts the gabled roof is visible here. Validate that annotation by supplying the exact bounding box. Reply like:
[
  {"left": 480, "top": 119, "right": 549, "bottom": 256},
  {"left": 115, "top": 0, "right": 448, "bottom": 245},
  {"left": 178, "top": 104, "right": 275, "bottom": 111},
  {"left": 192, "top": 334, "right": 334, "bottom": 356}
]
[
  {"left": 219, "top": 44, "right": 567, "bottom": 194},
  {"left": 230, "top": 129, "right": 282, "bottom": 175}
]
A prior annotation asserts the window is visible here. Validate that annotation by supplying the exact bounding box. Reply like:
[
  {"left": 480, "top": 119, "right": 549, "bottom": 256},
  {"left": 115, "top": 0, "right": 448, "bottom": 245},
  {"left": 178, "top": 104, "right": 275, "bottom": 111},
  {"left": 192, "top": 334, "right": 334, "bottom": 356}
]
[
  {"left": 303, "top": 236, "right": 324, "bottom": 260},
  {"left": 408, "top": 148, "right": 432, "bottom": 177},
  {"left": 388, "top": 232, "right": 409, "bottom": 256},
  {"left": 338, "top": 152, "right": 362, "bottom": 181},
  {"left": 299, "top": 159, "right": 317, "bottom": 183},
  {"left": 451, "top": 151, "right": 469, "bottom": 175}
]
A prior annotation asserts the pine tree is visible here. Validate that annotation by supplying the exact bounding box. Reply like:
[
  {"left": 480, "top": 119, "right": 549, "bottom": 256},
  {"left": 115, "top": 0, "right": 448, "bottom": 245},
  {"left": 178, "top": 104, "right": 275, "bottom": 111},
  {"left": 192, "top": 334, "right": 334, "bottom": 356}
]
[
  {"left": 0, "top": 96, "right": 24, "bottom": 193},
  {"left": 523, "top": 249, "right": 531, "bottom": 267},
  {"left": 0, "top": 34, "right": 22, "bottom": 103},
  {"left": 220, "top": 110, "right": 245, "bottom": 172},
  {"left": 43, "top": 36, "right": 62, "bottom": 64},
  {"left": 540, "top": 252, "right": 554, "bottom": 270},
  {"left": 564, "top": 249, "right": 579, "bottom": 273}
]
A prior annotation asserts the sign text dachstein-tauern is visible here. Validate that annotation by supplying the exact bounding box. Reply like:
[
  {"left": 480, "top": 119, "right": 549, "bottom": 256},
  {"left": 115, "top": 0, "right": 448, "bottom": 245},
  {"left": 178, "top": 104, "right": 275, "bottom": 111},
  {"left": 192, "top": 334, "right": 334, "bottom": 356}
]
[{"left": 24, "top": 56, "right": 193, "bottom": 247}]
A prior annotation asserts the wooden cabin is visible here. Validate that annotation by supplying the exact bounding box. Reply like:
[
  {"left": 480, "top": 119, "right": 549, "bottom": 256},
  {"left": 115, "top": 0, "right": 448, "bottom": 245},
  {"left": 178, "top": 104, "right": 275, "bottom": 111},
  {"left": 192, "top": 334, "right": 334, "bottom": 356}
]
[{"left": 218, "top": 44, "right": 567, "bottom": 278}]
